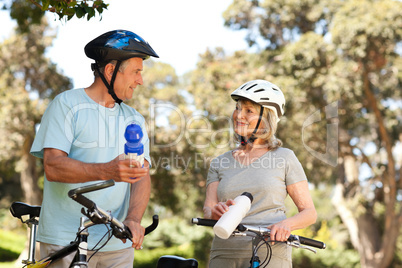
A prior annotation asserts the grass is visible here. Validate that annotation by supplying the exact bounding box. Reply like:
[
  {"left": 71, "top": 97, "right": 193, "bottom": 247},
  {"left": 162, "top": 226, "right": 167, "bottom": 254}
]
[
  {"left": 0, "top": 262, "right": 15, "bottom": 268},
  {"left": 0, "top": 229, "right": 26, "bottom": 267}
]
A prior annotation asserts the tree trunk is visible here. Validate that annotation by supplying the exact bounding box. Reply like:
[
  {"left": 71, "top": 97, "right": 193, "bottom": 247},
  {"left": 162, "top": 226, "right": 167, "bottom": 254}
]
[
  {"left": 332, "top": 177, "right": 383, "bottom": 268},
  {"left": 15, "top": 135, "right": 43, "bottom": 266},
  {"left": 19, "top": 134, "right": 42, "bottom": 205},
  {"left": 333, "top": 148, "right": 400, "bottom": 268}
]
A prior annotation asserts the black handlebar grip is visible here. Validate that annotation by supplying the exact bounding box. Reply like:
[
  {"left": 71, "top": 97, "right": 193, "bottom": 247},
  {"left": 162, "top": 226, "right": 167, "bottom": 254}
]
[
  {"left": 144, "top": 215, "right": 159, "bottom": 236},
  {"left": 71, "top": 194, "right": 96, "bottom": 210},
  {"left": 297, "top": 236, "right": 326, "bottom": 249},
  {"left": 191, "top": 218, "right": 217, "bottom": 227}
]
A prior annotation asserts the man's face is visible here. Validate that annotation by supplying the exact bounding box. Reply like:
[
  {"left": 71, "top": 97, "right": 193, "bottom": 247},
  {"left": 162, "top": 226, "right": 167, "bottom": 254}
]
[{"left": 113, "top": 57, "right": 144, "bottom": 101}]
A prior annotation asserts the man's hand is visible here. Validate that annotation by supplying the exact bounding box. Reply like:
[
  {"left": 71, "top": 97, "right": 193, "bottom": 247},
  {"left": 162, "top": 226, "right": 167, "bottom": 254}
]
[
  {"left": 105, "top": 154, "right": 149, "bottom": 183},
  {"left": 122, "top": 219, "right": 145, "bottom": 249}
]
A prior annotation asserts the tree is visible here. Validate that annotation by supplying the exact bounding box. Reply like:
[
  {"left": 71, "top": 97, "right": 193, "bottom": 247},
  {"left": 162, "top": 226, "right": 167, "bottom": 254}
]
[
  {"left": 1, "top": 0, "right": 108, "bottom": 33},
  {"left": 0, "top": 20, "right": 72, "bottom": 205},
  {"left": 27, "top": 0, "right": 108, "bottom": 20},
  {"left": 126, "top": 59, "right": 215, "bottom": 218},
  {"left": 221, "top": 0, "right": 402, "bottom": 267}
]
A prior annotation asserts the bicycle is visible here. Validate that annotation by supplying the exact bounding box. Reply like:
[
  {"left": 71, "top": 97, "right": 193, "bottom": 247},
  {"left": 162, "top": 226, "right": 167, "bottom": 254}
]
[
  {"left": 191, "top": 218, "right": 326, "bottom": 268},
  {"left": 10, "top": 179, "right": 161, "bottom": 268}
]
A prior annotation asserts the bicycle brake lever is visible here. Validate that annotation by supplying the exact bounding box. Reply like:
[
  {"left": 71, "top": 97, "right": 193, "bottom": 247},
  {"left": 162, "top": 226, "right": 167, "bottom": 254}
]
[
  {"left": 287, "top": 241, "right": 317, "bottom": 254},
  {"left": 81, "top": 208, "right": 107, "bottom": 225},
  {"left": 300, "top": 245, "right": 317, "bottom": 254},
  {"left": 123, "top": 225, "right": 133, "bottom": 241},
  {"left": 232, "top": 231, "right": 246, "bottom": 237},
  {"left": 111, "top": 224, "right": 133, "bottom": 241}
]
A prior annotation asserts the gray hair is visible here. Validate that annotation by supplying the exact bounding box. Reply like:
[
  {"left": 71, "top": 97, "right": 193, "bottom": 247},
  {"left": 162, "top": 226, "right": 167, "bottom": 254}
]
[{"left": 93, "top": 59, "right": 130, "bottom": 77}]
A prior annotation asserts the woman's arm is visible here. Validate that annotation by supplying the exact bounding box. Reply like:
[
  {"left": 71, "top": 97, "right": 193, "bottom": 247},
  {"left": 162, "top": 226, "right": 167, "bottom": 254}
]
[
  {"left": 268, "top": 180, "right": 317, "bottom": 242},
  {"left": 203, "top": 181, "right": 234, "bottom": 220}
]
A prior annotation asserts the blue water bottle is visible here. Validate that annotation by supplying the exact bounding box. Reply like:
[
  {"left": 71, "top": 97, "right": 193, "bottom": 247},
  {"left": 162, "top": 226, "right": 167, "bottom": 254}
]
[{"left": 124, "top": 124, "right": 144, "bottom": 173}]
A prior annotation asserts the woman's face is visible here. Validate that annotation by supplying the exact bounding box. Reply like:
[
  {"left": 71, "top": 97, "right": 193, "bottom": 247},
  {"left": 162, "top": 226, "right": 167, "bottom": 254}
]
[{"left": 232, "top": 100, "right": 261, "bottom": 137}]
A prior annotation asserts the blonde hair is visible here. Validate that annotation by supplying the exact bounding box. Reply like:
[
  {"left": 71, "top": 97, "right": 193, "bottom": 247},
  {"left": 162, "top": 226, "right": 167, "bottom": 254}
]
[{"left": 233, "top": 98, "right": 282, "bottom": 150}]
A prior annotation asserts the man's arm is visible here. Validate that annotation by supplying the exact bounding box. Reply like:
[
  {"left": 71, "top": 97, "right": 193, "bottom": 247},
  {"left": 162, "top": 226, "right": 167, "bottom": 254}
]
[
  {"left": 43, "top": 148, "right": 149, "bottom": 183},
  {"left": 123, "top": 160, "right": 151, "bottom": 249}
]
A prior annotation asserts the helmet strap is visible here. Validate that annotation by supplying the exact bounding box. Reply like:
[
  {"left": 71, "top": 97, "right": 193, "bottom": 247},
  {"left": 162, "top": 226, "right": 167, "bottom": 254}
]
[
  {"left": 93, "top": 61, "right": 123, "bottom": 105},
  {"left": 240, "top": 106, "right": 264, "bottom": 146}
]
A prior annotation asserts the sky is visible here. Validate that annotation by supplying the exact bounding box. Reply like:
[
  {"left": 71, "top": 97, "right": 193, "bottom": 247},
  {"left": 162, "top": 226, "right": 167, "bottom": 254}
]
[{"left": 0, "top": 0, "right": 249, "bottom": 88}]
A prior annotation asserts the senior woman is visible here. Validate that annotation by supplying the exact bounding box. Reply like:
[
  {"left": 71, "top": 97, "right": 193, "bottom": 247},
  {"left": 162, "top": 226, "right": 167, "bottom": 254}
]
[{"left": 203, "top": 79, "right": 317, "bottom": 267}]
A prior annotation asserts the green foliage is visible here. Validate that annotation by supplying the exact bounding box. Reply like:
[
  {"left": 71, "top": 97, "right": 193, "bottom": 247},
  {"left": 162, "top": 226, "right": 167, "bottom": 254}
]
[
  {"left": 331, "top": 0, "right": 402, "bottom": 60},
  {"left": 293, "top": 247, "right": 361, "bottom": 268},
  {"left": 2, "top": 0, "right": 108, "bottom": 33},
  {"left": 38, "top": 0, "right": 109, "bottom": 21},
  {"left": 0, "top": 19, "right": 72, "bottom": 204},
  {"left": 7, "top": 0, "right": 45, "bottom": 33},
  {"left": 223, "top": 0, "right": 341, "bottom": 48}
]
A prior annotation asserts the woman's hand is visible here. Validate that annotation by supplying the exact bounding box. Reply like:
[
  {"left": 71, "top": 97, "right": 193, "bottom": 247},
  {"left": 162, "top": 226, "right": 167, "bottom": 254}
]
[
  {"left": 267, "top": 221, "right": 291, "bottom": 244},
  {"left": 210, "top": 200, "right": 235, "bottom": 220}
]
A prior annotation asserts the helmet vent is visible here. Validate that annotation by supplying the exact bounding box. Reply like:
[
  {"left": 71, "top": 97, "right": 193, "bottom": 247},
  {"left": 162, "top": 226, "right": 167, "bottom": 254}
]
[
  {"left": 254, "top": 89, "right": 265, "bottom": 93},
  {"left": 245, "top": 84, "right": 257, "bottom": 91},
  {"left": 261, "top": 98, "right": 270, "bottom": 100}
]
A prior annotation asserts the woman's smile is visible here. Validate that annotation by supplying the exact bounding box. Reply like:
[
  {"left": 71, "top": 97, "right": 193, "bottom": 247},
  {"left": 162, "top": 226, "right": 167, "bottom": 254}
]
[{"left": 236, "top": 121, "right": 248, "bottom": 127}]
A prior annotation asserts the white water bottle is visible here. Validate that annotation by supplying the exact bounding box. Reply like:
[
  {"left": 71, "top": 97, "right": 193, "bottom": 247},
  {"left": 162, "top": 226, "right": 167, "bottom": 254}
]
[{"left": 213, "top": 192, "right": 253, "bottom": 239}]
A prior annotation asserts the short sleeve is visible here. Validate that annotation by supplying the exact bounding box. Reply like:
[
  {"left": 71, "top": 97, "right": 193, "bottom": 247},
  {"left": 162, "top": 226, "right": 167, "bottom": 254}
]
[
  {"left": 285, "top": 150, "right": 308, "bottom": 185},
  {"left": 206, "top": 157, "right": 221, "bottom": 187},
  {"left": 30, "top": 95, "right": 74, "bottom": 159}
]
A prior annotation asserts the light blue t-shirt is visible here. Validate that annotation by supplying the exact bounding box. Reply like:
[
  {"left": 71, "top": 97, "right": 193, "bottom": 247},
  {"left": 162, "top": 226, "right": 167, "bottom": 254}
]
[{"left": 30, "top": 88, "right": 151, "bottom": 251}]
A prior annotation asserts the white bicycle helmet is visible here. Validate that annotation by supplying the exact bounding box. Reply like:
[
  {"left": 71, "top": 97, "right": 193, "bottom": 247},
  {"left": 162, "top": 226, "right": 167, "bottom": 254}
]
[{"left": 231, "top": 79, "right": 286, "bottom": 120}]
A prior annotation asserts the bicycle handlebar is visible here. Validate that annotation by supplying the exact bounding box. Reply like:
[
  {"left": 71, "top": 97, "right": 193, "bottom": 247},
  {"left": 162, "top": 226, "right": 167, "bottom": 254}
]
[
  {"left": 191, "top": 218, "right": 217, "bottom": 227},
  {"left": 242, "top": 224, "right": 326, "bottom": 249},
  {"left": 68, "top": 180, "right": 115, "bottom": 197},
  {"left": 191, "top": 218, "right": 326, "bottom": 250},
  {"left": 294, "top": 235, "right": 325, "bottom": 249},
  {"left": 70, "top": 192, "right": 96, "bottom": 210},
  {"left": 68, "top": 180, "right": 159, "bottom": 240}
]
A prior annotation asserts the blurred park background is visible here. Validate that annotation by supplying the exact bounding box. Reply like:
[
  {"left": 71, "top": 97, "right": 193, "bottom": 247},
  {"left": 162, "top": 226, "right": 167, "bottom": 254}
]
[{"left": 0, "top": 0, "right": 401, "bottom": 267}]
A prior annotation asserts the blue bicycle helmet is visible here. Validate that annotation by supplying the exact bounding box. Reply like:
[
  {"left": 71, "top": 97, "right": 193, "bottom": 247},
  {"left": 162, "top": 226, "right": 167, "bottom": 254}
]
[{"left": 85, "top": 30, "right": 159, "bottom": 104}]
